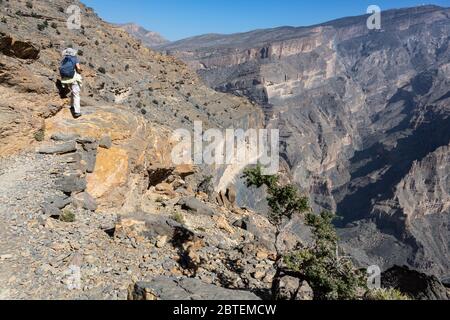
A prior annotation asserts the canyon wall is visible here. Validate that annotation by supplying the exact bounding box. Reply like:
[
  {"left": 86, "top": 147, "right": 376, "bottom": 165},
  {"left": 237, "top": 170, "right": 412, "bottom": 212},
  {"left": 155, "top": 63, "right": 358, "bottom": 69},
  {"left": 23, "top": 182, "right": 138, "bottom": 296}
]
[{"left": 158, "top": 6, "right": 450, "bottom": 278}]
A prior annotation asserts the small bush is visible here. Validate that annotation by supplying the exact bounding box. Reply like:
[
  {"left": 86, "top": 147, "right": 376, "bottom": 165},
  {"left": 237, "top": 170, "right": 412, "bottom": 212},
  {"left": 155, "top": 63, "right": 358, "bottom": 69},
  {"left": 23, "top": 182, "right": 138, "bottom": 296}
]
[
  {"left": 34, "top": 128, "right": 45, "bottom": 142},
  {"left": 171, "top": 212, "right": 185, "bottom": 225},
  {"left": 26, "top": 1, "right": 33, "bottom": 9},
  {"left": 365, "top": 288, "right": 411, "bottom": 301},
  {"left": 37, "top": 20, "right": 48, "bottom": 31},
  {"left": 50, "top": 22, "right": 58, "bottom": 29},
  {"left": 97, "top": 67, "right": 106, "bottom": 74},
  {"left": 60, "top": 209, "right": 76, "bottom": 223},
  {"left": 1, "top": 17, "right": 7, "bottom": 24}
]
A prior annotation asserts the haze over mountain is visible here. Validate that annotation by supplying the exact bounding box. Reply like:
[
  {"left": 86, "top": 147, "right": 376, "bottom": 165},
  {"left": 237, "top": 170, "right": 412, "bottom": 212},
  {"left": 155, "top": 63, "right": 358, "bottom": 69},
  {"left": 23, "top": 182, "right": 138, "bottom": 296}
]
[
  {"left": 157, "top": 5, "right": 450, "bottom": 279},
  {"left": 116, "top": 23, "right": 169, "bottom": 48}
]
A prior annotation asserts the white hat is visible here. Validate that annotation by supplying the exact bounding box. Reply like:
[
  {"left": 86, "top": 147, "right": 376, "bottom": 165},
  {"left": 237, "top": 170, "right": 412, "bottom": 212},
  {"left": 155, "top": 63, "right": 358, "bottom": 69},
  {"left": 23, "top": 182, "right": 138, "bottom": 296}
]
[{"left": 62, "top": 48, "right": 78, "bottom": 57}]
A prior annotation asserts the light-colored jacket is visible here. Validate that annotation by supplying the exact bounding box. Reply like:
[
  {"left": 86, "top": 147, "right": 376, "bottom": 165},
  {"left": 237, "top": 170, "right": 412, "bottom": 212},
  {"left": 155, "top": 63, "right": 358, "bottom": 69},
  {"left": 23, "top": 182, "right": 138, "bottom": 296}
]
[{"left": 61, "top": 71, "right": 83, "bottom": 87}]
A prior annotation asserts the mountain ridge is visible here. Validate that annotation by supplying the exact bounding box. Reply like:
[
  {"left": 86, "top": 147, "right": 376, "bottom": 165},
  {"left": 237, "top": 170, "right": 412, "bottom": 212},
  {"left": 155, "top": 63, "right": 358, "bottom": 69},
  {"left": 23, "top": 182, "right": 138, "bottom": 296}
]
[
  {"left": 158, "top": 5, "right": 449, "bottom": 50},
  {"left": 116, "top": 22, "right": 169, "bottom": 47}
]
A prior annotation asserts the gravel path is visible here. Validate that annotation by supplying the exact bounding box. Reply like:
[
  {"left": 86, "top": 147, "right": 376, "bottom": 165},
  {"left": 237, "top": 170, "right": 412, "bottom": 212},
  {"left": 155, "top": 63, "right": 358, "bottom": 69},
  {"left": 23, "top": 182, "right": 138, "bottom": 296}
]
[
  {"left": 0, "top": 153, "right": 155, "bottom": 300},
  {"left": 0, "top": 153, "right": 58, "bottom": 299}
]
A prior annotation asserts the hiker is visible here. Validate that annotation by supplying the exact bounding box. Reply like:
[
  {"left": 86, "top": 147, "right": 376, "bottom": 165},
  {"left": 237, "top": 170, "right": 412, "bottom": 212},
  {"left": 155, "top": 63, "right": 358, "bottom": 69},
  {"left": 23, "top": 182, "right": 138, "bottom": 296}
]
[{"left": 60, "top": 48, "right": 83, "bottom": 118}]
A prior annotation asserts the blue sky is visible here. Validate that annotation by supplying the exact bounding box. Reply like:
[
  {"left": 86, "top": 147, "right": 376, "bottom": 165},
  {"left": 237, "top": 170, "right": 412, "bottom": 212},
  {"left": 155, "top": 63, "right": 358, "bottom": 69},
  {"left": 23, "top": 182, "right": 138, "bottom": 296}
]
[{"left": 82, "top": 0, "right": 450, "bottom": 41}]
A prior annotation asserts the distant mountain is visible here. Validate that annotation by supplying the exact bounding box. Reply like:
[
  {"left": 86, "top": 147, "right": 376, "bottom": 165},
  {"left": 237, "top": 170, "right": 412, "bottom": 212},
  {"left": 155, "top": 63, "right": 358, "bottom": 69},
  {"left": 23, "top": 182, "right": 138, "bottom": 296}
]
[
  {"left": 117, "top": 23, "right": 169, "bottom": 47},
  {"left": 159, "top": 5, "right": 450, "bottom": 279}
]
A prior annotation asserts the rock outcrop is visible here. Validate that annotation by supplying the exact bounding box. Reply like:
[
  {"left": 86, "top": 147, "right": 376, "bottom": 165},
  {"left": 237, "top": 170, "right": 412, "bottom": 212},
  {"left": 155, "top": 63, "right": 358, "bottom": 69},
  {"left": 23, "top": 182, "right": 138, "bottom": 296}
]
[
  {"left": 44, "top": 105, "right": 175, "bottom": 209},
  {"left": 382, "top": 266, "right": 449, "bottom": 300},
  {"left": 129, "top": 277, "right": 261, "bottom": 300},
  {"left": 0, "top": 33, "right": 40, "bottom": 59},
  {"left": 272, "top": 275, "right": 314, "bottom": 301}
]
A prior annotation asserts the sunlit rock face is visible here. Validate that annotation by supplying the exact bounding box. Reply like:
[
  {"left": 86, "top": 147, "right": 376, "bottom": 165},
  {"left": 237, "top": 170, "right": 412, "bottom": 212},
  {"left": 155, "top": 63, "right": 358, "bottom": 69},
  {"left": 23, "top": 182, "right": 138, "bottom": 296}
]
[
  {"left": 0, "top": 0, "right": 263, "bottom": 213},
  {"left": 159, "top": 6, "right": 450, "bottom": 278}
]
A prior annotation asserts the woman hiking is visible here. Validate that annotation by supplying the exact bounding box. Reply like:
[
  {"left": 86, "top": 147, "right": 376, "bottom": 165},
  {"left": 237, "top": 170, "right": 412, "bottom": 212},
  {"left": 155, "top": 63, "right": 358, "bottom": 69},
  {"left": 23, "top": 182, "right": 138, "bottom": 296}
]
[{"left": 60, "top": 48, "right": 83, "bottom": 118}]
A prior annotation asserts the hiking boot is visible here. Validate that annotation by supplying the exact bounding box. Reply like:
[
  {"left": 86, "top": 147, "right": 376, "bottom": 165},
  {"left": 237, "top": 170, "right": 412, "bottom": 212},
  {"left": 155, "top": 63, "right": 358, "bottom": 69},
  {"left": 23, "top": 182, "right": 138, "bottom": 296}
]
[{"left": 73, "top": 113, "right": 82, "bottom": 119}]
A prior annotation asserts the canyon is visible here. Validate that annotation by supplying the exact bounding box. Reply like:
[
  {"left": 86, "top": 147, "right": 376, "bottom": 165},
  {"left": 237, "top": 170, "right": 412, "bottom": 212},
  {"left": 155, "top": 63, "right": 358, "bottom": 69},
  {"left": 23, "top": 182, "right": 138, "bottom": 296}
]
[{"left": 158, "top": 5, "right": 450, "bottom": 280}]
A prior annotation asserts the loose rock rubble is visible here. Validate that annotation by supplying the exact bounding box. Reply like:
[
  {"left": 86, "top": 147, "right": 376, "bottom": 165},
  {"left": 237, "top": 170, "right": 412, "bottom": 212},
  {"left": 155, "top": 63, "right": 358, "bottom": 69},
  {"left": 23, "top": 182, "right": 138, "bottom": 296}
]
[
  {"left": 0, "top": 147, "right": 298, "bottom": 300},
  {"left": 129, "top": 277, "right": 261, "bottom": 301}
]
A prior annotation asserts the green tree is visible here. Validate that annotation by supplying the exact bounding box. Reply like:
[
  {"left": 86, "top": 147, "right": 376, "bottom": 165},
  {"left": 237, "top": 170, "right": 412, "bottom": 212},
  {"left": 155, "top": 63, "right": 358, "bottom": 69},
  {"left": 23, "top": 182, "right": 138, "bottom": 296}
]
[
  {"left": 284, "top": 212, "right": 365, "bottom": 300},
  {"left": 243, "top": 164, "right": 365, "bottom": 300},
  {"left": 243, "top": 164, "right": 309, "bottom": 253},
  {"left": 243, "top": 164, "right": 309, "bottom": 227},
  {"left": 242, "top": 164, "right": 310, "bottom": 295}
]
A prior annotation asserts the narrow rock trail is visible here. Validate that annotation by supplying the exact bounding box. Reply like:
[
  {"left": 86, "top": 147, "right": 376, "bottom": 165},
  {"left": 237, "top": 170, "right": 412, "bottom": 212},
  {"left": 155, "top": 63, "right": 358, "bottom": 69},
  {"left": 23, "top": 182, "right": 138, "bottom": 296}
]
[
  {"left": 0, "top": 152, "right": 174, "bottom": 300},
  {"left": 0, "top": 153, "right": 58, "bottom": 299}
]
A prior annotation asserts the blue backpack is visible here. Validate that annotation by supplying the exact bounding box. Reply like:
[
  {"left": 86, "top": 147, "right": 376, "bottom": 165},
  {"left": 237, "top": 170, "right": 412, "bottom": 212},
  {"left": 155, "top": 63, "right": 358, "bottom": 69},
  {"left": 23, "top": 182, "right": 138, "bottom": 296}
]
[{"left": 59, "top": 56, "right": 76, "bottom": 78}]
